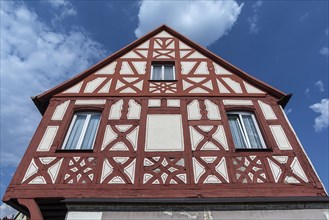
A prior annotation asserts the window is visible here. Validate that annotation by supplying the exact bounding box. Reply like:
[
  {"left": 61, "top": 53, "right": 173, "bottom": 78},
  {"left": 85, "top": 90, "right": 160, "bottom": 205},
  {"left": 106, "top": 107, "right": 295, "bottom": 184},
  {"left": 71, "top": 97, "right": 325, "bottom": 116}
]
[
  {"left": 62, "top": 112, "right": 101, "bottom": 150},
  {"left": 227, "top": 112, "right": 266, "bottom": 149},
  {"left": 151, "top": 63, "right": 175, "bottom": 80}
]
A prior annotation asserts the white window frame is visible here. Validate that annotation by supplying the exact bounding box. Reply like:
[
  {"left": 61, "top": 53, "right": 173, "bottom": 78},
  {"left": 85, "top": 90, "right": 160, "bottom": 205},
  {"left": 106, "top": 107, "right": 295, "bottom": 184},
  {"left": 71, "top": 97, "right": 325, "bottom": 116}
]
[
  {"left": 227, "top": 111, "right": 266, "bottom": 149},
  {"left": 151, "top": 63, "right": 175, "bottom": 80},
  {"left": 62, "top": 112, "right": 101, "bottom": 150}
]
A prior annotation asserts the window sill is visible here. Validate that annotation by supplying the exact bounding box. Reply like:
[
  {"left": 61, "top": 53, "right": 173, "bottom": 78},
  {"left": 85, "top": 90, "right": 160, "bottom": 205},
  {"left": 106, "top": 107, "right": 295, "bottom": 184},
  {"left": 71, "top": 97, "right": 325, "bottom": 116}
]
[
  {"left": 55, "top": 149, "right": 94, "bottom": 153},
  {"left": 148, "top": 80, "right": 178, "bottom": 82},
  {"left": 234, "top": 148, "right": 272, "bottom": 152}
]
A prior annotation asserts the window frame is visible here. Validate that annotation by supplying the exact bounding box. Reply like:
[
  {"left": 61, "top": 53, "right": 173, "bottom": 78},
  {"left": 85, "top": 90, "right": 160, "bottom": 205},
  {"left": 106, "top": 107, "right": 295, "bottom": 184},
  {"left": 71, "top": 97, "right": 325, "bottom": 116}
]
[
  {"left": 61, "top": 111, "right": 101, "bottom": 150},
  {"left": 150, "top": 63, "right": 176, "bottom": 81},
  {"left": 227, "top": 111, "right": 267, "bottom": 149}
]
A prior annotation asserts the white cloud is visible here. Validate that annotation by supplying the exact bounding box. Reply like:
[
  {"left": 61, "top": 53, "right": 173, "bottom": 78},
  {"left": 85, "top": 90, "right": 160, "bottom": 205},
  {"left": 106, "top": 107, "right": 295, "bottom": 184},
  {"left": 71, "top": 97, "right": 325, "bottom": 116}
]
[
  {"left": 0, "top": 1, "right": 107, "bottom": 167},
  {"left": 135, "top": 0, "right": 243, "bottom": 46},
  {"left": 299, "top": 12, "right": 310, "bottom": 21},
  {"left": 310, "top": 99, "right": 329, "bottom": 132},
  {"left": 315, "top": 80, "right": 325, "bottom": 92},
  {"left": 305, "top": 88, "right": 310, "bottom": 95},
  {"left": 320, "top": 47, "right": 328, "bottom": 56},
  {"left": 247, "top": 1, "right": 262, "bottom": 34},
  {"left": 0, "top": 203, "right": 17, "bottom": 219},
  {"left": 46, "top": 0, "right": 77, "bottom": 18}
]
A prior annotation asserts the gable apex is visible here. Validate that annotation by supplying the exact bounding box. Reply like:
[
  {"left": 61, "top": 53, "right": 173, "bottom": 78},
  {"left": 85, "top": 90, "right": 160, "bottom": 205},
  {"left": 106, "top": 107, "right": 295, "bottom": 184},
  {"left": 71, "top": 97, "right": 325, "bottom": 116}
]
[{"left": 32, "top": 25, "right": 288, "bottom": 114}]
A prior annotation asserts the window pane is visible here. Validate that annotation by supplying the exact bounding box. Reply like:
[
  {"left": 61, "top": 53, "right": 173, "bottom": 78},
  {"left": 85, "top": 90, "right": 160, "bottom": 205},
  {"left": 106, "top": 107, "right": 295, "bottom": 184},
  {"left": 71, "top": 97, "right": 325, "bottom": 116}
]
[
  {"left": 242, "top": 115, "right": 263, "bottom": 149},
  {"left": 228, "top": 116, "right": 247, "bottom": 149},
  {"left": 152, "top": 66, "right": 162, "bottom": 80},
  {"left": 64, "top": 115, "right": 86, "bottom": 149},
  {"left": 164, "top": 66, "right": 174, "bottom": 80},
  {"left": 81, "top": 115, "right": 101, "bottom": 149}
]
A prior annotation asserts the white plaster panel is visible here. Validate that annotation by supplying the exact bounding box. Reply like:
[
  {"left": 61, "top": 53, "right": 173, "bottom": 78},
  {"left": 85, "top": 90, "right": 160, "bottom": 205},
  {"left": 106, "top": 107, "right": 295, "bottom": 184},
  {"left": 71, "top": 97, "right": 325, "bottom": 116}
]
[
  {"left": 223, "top": 100, "right": 253, "bottom": 106},
  {"left": 202, "top": 80, "right": 213, "bottom": 90},
  {"left": 96, "top": 62, "right": 117, "bottom": 75},
  {"left": 101, "top": 126, "right": 118, "bottom": 151},
  {"left": 66, "top": 212, "right": 102, "bottom": 220},
  {"left": 127, "top": 99, "right": 141, "bottom": 119},
  {"left": 167, "top": 99, "right": 180, "bottom": 107},
  {"left": 132, "top": 61, "right": 146, "bottom": 75},
  {"left": 192, "top": 158, "right": 206, "bottom": 183},
  {"left": 47, "top": 158, "right": 63, "bottom": 183},
  {"left": 120, "top": 61, "right": 133, "bottom": 75},
  {"left": 244, "top": 81, "right": 264, "bottom": 94},
  {"left": 75, "top": 100, "right": 106, "bottom": 105},
  {"left": 124, "top": 159, "right": 136, "bottom": 183},
  {"left": 213, "top": 63, "right": 233, "bottom": 75},
  {"left": 222, "top": 78, "right": 242, "bottom": 93},
  {"left": 84, "top": 77, "right": 106, "bottom": 93},
  {"left": 204, "top": 100, "right": 220, "bottom": 120},
  {"left": 270, "top": 125, "right": 292, "bottom": 150},
  {"left": 194, "top": 61, "right": 209, "bottom": 75},
  {"left": 22, "top": 159, "right": 38, "bottom": 183},
  {"left": 167, "top": 41, "right": 175, "bottom": 49},
  {"left": 148, "top": 99, "right": 161, "bottom": 107},
  {"left": 217, "top": 79, "right": 230, "bottom": 93},
  {"left": 268, "top": 158, "right": 282, "bottom": 183},
  {"left": 154, "top": 30, "right": 173, "bottom": 38},
  {"left": 181, "top": 61, "right": 196, "bottom": 75},
  {"left": 216, "top": 157, "right": 229, "bottom": 182},
  {"left": 189, "top": 126, "right": 204, "bottom": 151},
  {"left": 29, "top": 176, "right": 46, "bottom": 184},
  {"left": 109, "top": 100, "right": 123, "bottom": 119},
  {"left": 37, "top": 126, "right": 59, "bottom": 151},
  {"left": 187, "top": 100, "right": 201, "bottom": 120},
  {"left": 100, "top": 159, "right": 113, "bottom": 183},
  {"left": 213, "top": 126, "right": 229, "bottom": 150},
  {"left": 51, "top": 100, "right": 70, "bottom": 121},
  {"left": 189, "top": 87, "right": 208, "bottom": 93},
  {"left": 98, "top": 79, "right": 112, "bottom": 93},
  {"left": 133, "top": 80, "right": 143, "bottom": 90},
  {"left": 136, "top": 40, "right": 149, "bottom": 49},
  {"left": 179, "top": 41, "right": 191, "bottom": 49},
  {"left": 121, "top": 51, "right": 141, "bottom": 59},
  {"left": 187, "top": 51, "right": 206, "bottom": 59},
  {"left": 145, "top": 114, "right": 184, "bottom": 151},
  {"left": 63, "top": 81, "right": 83, "bottom": 93},
  {"left": 291, "top": 157, "right": 308, "bottom": 182},
  {"left": 136, "top": 49, "right": 148, "bottom": 58},
  {"left": 127, "top": 127, "right": 139, "bottom": 150},
  {"left": 179, "top": 50, "right": 191, "bottom": 58},
  {"left": 258, "top": 100, "right": 277, "bottom": 120}
]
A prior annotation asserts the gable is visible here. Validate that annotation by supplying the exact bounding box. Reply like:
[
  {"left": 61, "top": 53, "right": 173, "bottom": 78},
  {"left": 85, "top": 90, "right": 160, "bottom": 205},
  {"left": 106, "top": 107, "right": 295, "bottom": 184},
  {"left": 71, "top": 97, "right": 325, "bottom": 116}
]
[{"left": 34, "top": 25, "right": 287, "bottom": 113}]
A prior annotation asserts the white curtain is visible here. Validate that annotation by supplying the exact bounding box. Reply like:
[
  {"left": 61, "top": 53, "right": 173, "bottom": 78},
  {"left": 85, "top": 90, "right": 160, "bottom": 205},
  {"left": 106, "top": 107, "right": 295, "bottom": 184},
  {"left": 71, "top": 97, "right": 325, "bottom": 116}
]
[
  {"left": 152, "top": 66, "right": 162, "bottom": 80},
  {"left": 164, "top": 66, "right": 174, "bottom": 80},
  {"left": 242, "top": 115, "right": 262, "bottom": 149},
  {"left": 65, "top": 115, "right": 86, "bottom": 149},
  {"left": 228, "top": 116, "right": 247, "bottom": 149},
  {"left": 81, "top": 115, "right": 100, "bottom": 149}
]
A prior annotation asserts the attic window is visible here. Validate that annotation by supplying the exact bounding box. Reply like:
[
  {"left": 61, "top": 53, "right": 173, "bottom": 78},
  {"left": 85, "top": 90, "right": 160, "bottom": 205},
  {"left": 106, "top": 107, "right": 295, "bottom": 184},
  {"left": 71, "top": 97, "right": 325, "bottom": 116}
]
[
  {"left": 62, "top": 112, "right": 101, "bottom": 150},
  {"left": 151, "top": 63, "right": 175, "bottom": 81},
  {"left": 227, "top": 112, "right": 266, "bottom": 149}
]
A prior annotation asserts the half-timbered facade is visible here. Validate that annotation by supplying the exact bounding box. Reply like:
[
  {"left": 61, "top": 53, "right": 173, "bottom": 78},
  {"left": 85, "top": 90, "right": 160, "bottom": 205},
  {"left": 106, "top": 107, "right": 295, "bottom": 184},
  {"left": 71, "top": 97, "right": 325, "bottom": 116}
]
[{"left": 3, "top": 25, "right": 328, "bottom": 219}]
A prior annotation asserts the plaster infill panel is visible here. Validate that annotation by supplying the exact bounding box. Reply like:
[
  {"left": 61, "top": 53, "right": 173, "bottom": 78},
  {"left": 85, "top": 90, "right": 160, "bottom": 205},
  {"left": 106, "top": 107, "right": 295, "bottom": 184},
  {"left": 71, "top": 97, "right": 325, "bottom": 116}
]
[{"left": 145, "top": 114, "right": 184, "bottom": 151}]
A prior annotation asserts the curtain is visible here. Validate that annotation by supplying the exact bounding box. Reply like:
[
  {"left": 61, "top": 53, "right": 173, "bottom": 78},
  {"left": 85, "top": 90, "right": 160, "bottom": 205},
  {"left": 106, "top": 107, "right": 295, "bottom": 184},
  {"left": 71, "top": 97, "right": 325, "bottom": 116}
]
[
  {"left": 228, "top": 116, "right": 247, "bottom": 149},
  {"left": 152, "top": 66, "right": 162, "bottom": 80},
  {"left": 164, "top": 66, "right": 174, "bottom": 80},
  {"left": 81, "top": 115, "right": 100, "bottom": 149},
  {"left": 242, "top": 115, "right": 263, "bottom": 149},
  {"left": 64, "top": 115, "right": 86, "bottom": 149}
]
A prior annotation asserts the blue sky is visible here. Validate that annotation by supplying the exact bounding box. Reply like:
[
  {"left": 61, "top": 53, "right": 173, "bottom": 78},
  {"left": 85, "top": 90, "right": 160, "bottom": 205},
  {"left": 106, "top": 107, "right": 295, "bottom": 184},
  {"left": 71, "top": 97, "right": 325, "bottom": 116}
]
[{"left": 0, "top": 0, "right": 328, "bottom": 217}]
